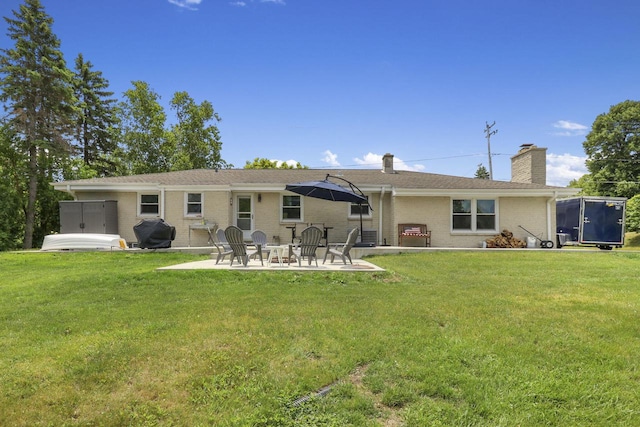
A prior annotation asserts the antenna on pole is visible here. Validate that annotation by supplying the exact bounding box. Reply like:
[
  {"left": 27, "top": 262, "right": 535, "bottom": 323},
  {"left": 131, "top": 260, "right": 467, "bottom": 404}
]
[{"left": 484, "top": 121, "right": 498, "bottom": 180}]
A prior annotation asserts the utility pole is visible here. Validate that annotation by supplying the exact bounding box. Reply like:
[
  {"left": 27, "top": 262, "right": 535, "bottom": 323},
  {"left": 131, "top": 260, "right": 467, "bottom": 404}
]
[{"left": 484, "top": 121, "right": 498, "bottom": 180}]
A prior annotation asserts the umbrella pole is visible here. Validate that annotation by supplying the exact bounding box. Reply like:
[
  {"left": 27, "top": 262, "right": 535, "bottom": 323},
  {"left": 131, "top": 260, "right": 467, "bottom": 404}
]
[
  {"left": 359, "top": 204, "right": 363, "bottom": 242},
  {"left": 353, "top": 203, "right": 369, "bottom": 246}
]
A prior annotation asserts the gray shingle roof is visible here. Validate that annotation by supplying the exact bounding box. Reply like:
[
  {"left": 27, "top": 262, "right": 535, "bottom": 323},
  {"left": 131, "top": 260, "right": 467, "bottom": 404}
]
[{"left": 54, "top": 168, "right": 568, "bottom": 191}]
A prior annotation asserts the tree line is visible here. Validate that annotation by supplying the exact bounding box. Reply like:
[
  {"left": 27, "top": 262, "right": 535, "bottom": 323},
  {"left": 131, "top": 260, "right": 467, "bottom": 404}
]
[{"left": 0, "top": 0, "right": 230, "bottom": 249}]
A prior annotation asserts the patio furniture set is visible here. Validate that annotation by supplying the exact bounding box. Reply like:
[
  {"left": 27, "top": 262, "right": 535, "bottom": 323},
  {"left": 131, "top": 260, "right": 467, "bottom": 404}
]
[
  {"left": 207, "top": 174, "right": 366, "bottom": 267},
  {"left": 212, "top": 225, "right": 359, "bottom": 268}
]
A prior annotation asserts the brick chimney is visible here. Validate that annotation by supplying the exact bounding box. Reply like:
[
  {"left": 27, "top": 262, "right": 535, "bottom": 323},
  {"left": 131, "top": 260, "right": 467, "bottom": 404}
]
[
  {"left": 511, "top": 144, "right": 547, "bottom": 185},
  {"left": 382, "top": 153, "right": 395, "bottom": 174}
]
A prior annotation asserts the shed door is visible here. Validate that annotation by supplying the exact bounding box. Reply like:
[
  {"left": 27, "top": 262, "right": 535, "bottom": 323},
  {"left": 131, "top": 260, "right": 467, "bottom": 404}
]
[
  {"left": 60, "top": 202, "right": 84, "bottom": 233},
  {"left": 82, "top": 202, "right": 106, "bottom": 233}
]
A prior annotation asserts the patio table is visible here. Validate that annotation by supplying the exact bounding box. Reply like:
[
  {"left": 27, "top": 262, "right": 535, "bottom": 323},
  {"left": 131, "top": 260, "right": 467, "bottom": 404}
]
[{"left": 266, "top": 245, "right": 290, "bottom": 267}]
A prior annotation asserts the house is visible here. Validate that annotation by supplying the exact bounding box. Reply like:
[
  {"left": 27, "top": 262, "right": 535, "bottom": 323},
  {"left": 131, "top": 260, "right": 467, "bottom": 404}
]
[{"left": 51, "top": 145, "right": 578, "bottom": 248}]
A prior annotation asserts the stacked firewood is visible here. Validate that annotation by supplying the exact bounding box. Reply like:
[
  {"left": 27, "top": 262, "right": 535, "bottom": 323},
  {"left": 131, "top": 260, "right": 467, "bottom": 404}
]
[{"left": 485, "top": 229, "right": 527, "bottom": 248}]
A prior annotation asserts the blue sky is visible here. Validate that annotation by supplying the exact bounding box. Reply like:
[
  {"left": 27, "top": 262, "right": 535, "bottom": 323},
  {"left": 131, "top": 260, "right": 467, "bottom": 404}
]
[{"left": 2, "top": 0, "right": 639, "bottom": 186}]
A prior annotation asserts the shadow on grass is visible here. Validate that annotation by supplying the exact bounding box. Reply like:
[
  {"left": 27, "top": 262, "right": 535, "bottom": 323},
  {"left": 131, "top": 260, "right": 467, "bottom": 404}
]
[{"left": 625, "top": 232, "right": 640, "bottom": 247}]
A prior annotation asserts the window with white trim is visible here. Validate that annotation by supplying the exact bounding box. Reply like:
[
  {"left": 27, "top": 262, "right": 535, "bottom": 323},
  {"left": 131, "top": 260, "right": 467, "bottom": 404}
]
[
  {"left": 185, "top": 192, "right": 203, "bottom": 216},
  {"left": 349, "top": 196, "right": 371, "bottom": 218},
  {"left": 139, "top": 194, "right": 159, "bottom": 216},
  {"left": 452, "top": 199, "right": 496, "bottom": 232},
  {"left": 282, "top": 195, "right": 302, "bottom": 221}
]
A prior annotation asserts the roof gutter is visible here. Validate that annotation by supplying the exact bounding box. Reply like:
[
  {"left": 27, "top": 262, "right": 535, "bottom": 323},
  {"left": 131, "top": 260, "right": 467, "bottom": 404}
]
[
  {"left": 60, "top": 184, "right": 76, "bottom": 199},
  {"left": 393, "top": 187, "right": 579, "bottom": 198},
  {"left": 51, "top": 182, "right": 164, "bottom": 192}
]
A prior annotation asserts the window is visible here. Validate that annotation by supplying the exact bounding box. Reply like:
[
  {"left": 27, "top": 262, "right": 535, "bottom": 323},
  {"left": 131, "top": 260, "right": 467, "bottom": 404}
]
[
  {"left": 452, "top": 199, "right": 472, "bottom": 230},
  {"left": 476, "top": 199, "right": 496, "bottom": 230},
  {"left": 282, "top": 195, "right": 302, "bottom": 221},
  {"left": 452, "top": 199, "right": 496, "bottom": 232},
  {"left": 349, "top": 196, "right": 370, "bottom": 218},
  {"left": 185, "top": 193, "right": 203, "bottom": 216},
  {"left": 139, "top": 194, "right": 159, "bottom": 216}
]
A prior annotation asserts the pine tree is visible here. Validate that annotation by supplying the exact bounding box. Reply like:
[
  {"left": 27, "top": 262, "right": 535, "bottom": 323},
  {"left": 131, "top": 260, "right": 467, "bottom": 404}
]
[
  {"left": 475, "top": 164, "right": 490, "bottom": 179},
  {"left": 0, "top": 0, "right": 77, "bottom": 248},
  {"left": 72, "top": 53, "right": 118, "bottom": 176}
]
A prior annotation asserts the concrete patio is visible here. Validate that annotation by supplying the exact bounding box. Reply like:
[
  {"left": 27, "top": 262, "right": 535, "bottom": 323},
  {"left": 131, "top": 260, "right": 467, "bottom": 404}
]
[
  {"left": 149, "top": 244, "right": 435, "bottom": 258},
  {"left": 154, "top": 244, "right": 431, "bottom": 271},
  {"left": 158, "top": 257, "right": 385, "bottom": 271}
]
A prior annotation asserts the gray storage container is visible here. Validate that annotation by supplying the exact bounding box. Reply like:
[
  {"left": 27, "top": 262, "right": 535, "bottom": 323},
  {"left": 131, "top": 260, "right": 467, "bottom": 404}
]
[{"left": 59, "top": 200, "right": 118, "bottom": 234}]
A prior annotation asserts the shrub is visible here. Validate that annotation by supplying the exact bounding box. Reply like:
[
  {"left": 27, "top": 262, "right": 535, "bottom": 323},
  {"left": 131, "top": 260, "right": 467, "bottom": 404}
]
[{"left": 626, "top": 194, "right": 640, "bottom": 232}]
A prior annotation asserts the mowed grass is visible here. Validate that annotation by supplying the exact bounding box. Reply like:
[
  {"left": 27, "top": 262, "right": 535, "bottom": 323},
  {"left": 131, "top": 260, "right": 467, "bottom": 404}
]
[
  {"left": 0, "top": 249, "right": 639, "bottom": 426},
  {"left": 624, "top": 231, "right": 640, "bottom": 248}
]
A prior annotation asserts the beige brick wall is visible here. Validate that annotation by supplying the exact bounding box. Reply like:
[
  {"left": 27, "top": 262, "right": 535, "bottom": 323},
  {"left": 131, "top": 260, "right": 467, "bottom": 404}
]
[
  {"left": 170, "top": 190, "right": 232, "bottom": 247},
  {"left": 163, "top": 192, "right": 185, "bottom": 243},
  {"left": 393, "top": 196, "right": 449, "bottom": 246},
  {"left": 393, "top": 196, "right": 554, "bottom": 247},
  {"left": 379, "top": 191, "right": 394, "bottom": 246},
  {"left": 117, "top": 193, "right": 140, "bottom": 243},
  {"left": 498, "top": 197, "right": 551, "bottom": 240},
  {"left": 253, "top": 192, "right": 292, "bottom": 244},
  {"left": 71, "top": 190, "right": 556, "bottom": 248}
]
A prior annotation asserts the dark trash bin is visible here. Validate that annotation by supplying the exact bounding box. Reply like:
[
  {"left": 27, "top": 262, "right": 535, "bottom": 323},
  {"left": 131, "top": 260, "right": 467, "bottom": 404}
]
[{"left": 133, "top": 219, "right": 176, "bottom": 249}]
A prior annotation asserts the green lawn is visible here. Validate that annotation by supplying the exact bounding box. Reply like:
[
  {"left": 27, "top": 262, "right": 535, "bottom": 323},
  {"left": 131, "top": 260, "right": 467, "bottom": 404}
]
[
  {"left": 1, "top": 249, "right": 639, "bottom": 426},
  {"left": 624, "top": 231, "right": 640, "bottom": 248}
]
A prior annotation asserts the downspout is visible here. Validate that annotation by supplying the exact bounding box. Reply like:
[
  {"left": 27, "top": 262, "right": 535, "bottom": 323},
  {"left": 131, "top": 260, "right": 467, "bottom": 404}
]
[
  {"left": 546, "top": 191, "right": 558, "bottom": 240},
  {"left": 228, "top": 189, "right": 233, "bottom": 226},
  {"left": 378, "top": 186, "right": 385, "bottom": 245},
  {"left": 161, "top": 187, "right": 166, "bottom": 219},
  {"left": 65, "top": 184, "right": 77, "bottom": 199}
]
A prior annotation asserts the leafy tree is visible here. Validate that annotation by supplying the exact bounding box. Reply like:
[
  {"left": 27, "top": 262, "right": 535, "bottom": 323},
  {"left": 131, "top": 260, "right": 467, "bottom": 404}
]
[
  {"left": 567, "top": 173, "right": 598, "bottom": 195},
  {"left": 0, "top": 125, "right": 25, "bottom": 250},
  {"left": 244, "top": 157, "right": 308, "bottom": 169},
  {"left": 118, "top": 81, "right": 169, "bottom": 174},
  {"left": 169, "top": 91, "right": 229, "bottom": 171},
  {"left": 625, "top": 194, "right": 640, "bottom": 233},
  {"left": 0, "top": 0, "right": 77, "bottom": 248},
  {"left": 474, "top": 163, "right": 490, "bottom": 179},
  {"left": 583, "top": 100, "right": 640, "bottom": 198},
  {"left": 72, "top": 53, "right": 118, "bottom": 176},
  {"left": 118, "top": 83, "right": 231, "bottom": 174}
]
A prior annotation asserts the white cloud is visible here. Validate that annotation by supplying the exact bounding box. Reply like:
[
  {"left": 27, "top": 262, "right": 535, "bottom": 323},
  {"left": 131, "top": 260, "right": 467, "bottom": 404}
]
[
  {"left": 552, "top": 120, "right": 589, "bottom": 137},
  {"left": 168, "top": 0, "right": 202, "bottom": 10},
  {"left": 229, "top": 0, "right": 284, "bottom": 7},
  {"left": 322, "top": 150, "right": 341, "bottom": 167},
  {"left": 354, "top": 152, "right": 425, "bottom": 172},
  {"left": 546, "top": 153, "right": 588, "bottom": 187}
]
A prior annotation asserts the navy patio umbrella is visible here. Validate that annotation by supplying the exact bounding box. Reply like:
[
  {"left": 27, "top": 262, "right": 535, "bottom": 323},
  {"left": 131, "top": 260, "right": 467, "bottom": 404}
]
[{"left": 285, "top": 174, "right": 373, "bottom": 243}]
